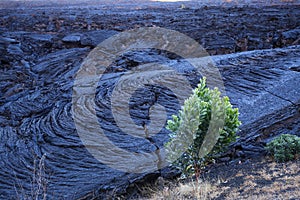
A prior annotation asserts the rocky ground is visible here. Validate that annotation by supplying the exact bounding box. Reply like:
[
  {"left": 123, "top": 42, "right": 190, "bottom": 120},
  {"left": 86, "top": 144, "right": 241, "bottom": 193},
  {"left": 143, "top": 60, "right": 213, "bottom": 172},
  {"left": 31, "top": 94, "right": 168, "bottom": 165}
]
[
  {"left": 0, "top": 1, "right": 300, "bottom": 199},
  {"left": 119, "top": 157, "right": 300, "bottom": 199}
]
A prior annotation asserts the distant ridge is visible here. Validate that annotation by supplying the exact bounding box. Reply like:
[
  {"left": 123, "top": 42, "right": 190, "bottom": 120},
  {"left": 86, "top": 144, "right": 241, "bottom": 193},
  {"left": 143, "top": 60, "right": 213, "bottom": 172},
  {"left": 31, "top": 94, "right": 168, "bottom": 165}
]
[{"left": 1, "top": 0, "right": 298, "bottom": 9}]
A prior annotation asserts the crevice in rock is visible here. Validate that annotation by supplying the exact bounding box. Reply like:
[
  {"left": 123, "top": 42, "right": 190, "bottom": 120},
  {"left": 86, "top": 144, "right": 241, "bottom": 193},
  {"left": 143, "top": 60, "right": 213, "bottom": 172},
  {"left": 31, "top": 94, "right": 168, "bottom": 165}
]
[
  {"left": 143, "top": 123, "right": 163, "bottom": 172},
  {"left": 263, "top": 88, "right": 297, "bottom": 106},
  {"left": 289, "top": 66, "right": 300, "bottom": 72}
]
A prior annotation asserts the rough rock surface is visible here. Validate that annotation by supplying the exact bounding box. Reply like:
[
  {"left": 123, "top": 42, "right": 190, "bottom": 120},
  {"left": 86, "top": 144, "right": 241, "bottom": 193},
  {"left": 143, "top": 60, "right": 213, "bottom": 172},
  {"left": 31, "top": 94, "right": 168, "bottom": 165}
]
[
  {"left": 1, "top": 44, "right": 299, "bottom": 199},
  {"left": 0, "top": 3, "right": 300, "bottom": 199},
  {"left": 213, "top": 46, "right": 300, "bottom": 158},
  {"left": 1, "top": 4, "right": 299, "bottom": 55}
]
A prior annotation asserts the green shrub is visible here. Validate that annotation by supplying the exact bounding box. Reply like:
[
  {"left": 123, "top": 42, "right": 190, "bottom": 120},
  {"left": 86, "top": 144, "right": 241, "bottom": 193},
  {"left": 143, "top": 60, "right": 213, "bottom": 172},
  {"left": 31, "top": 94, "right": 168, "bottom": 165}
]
[
  {"left": 266, "top": 134, "right": 300, "bottom": 162},
  {"left": 165, "top": 77, "right": 241, "bottom": 178}
]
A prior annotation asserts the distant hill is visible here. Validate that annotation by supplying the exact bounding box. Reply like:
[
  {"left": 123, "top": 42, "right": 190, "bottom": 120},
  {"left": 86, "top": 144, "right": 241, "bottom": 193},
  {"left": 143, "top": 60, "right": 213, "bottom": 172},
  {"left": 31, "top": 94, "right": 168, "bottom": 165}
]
[
  {"left": 0, "top": 0, "right": 151, "bottom": 9},
  {"left": 0, "top": 0, "right": 298, "bottom": 9}
]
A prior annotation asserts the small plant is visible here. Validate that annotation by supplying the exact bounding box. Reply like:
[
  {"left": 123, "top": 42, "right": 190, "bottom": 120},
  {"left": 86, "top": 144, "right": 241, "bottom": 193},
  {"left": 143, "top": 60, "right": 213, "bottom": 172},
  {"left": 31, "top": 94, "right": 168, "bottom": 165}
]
[
  {"left": 165, "top": 77, "right": 241, "bottom": 178},
  {"left": 266, "top": 134, "right": 300, "bottom": 162}
]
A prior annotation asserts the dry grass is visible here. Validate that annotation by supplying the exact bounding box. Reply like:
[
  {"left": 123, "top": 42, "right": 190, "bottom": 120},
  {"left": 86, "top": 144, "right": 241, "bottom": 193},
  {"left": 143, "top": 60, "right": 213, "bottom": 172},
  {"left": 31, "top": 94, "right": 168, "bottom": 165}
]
[
  {"left": 132, "top": 177, "right": 219, "bottom": 200},
  {"left": 14, "top": 154, "right": 48, "bottom": 200},
  {"left": 127, "top": 158, "right": 300, "bottom": 200}
]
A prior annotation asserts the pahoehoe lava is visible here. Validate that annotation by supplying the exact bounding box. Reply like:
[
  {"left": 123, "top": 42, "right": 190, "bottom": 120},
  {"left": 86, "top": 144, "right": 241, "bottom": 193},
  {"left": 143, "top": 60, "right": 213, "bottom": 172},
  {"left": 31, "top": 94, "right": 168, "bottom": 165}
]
[{"left": 0, "top": 2, "right": 300, "bottom": 199}]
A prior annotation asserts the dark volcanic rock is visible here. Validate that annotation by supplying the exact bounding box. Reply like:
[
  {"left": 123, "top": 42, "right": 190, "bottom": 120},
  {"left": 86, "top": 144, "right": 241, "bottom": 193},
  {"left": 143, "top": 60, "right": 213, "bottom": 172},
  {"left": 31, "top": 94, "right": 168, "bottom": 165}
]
[
  {"left": 212, "top": 46, "right": 300, "bottom": 158},
  {"left": 282, "top": 27, "right": 300, "bottom": 45},
  {"left": 7, "top": 43, "right": 23, "bottom": 55},
  {"left": 0, "top": 3, "right": 300, "bottom": 200},
  {"left": 1, "top": 43, "right": 299, "bottom": 199},
  {"left": 80, "top": 30, "right": 119, "bottom": 47},
  {"left": 23, "top": 33, "right": 54, "bottom": 51},
  {"left": 61, "top": 30, "right": 118, "bottom": 47},
  {"left": 26, "top": 33, "right": 54, "bottom": 43},
  {"left": 1, "top": 5, "right": 299, "bottom": 54},
  {"left": 62, "top": 33, "right": 82, "bottom": 43},
  {"left": 0, "top": 36, "right": 23, "bottom": 63}
]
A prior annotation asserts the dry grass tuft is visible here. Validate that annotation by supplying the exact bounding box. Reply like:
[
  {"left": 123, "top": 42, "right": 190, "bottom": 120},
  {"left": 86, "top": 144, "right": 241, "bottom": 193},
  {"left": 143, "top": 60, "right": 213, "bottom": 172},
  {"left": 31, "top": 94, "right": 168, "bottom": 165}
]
[
  {"left": 14, "top": 154, "right": 48, "bottom": 200},
  {"left": 142, "top": 177, "right": 219, "bottom": 200}
]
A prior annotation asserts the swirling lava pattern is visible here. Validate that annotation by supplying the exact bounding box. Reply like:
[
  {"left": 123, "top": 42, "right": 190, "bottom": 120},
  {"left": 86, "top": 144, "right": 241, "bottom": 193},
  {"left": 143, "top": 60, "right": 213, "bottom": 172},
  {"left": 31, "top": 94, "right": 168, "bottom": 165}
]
[
  {"left": 0, "top": 48, "right": 121, "bottom": 199},
  {"left": 72, "top": 27, "right": 223, "bottom": 173},
  {"left": 0, "top": 27, "right": 223, "bottom": 198}
]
